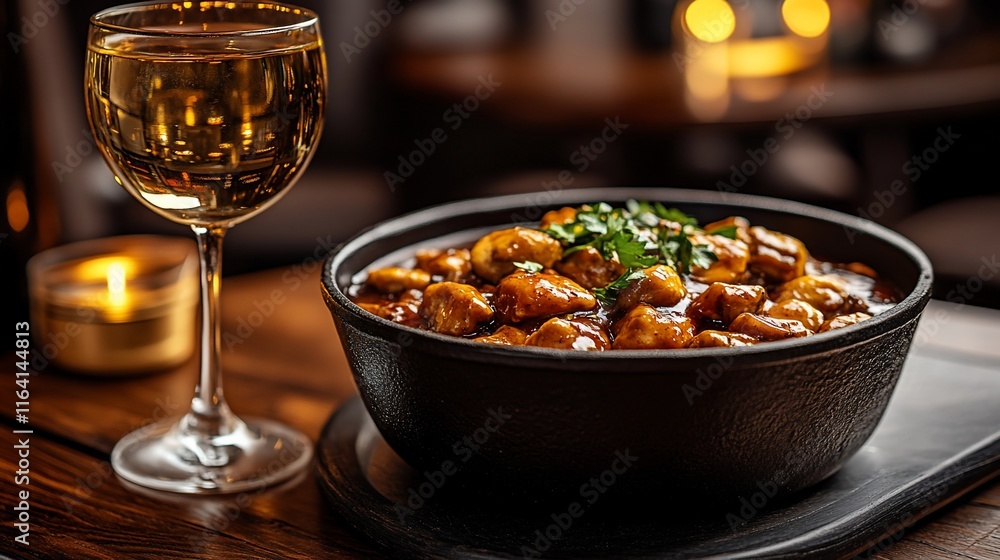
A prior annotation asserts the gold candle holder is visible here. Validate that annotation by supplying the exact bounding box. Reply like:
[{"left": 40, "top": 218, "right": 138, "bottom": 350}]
[{"left": 27, "top": 235, "right": 198, "bottom": 375}]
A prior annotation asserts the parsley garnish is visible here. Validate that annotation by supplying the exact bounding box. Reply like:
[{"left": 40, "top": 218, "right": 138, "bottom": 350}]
[
  {"left": 513, "top": 261, "right": 543, "bottom": 273},
  {"left": 658, "top": 225, "right": 717, "bottom": 274},
  {"left": 541, "top": 200, "right": 718, "bottom": 303},
  {"left": 593, "top": 269, "right": 647, "bottom": 304},
  {"left": 553, "top": 206, "right": 655, "bottom": 271},
  {"left": 626, "top": 200, "right": 699, "bottom": 227},
  {"left": 707, "top": 224, "right": 739, "bottom": 239}
]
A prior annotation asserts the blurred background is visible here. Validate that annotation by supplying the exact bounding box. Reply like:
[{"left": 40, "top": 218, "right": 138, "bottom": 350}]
[{"left": 4, "top": 0, "right": 1000, "bottom": 306}]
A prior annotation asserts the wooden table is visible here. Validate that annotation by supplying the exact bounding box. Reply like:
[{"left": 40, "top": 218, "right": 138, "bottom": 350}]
[{"left": 2, "top": 267, "right": 999, "bottom": 559}]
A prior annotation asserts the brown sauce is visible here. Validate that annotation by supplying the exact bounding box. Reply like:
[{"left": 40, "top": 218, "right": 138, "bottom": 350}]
[{"left": 349, "top": 203, "right": 903, "bottom": 351}]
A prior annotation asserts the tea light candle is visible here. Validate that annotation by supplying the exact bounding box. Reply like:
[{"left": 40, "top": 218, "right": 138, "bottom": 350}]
[{"left": 27, "top": 235, "right": 198, "bottom": 375}]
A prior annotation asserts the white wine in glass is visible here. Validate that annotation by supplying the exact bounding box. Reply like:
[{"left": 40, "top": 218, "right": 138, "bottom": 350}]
[{"left": 85, "top": 1, "right": 327, "bottom": 493}]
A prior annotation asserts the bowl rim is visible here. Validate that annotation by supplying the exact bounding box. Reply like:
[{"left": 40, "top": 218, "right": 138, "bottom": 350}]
[{"left": 322, "top": 188, "right": 933, "bottom": 368}]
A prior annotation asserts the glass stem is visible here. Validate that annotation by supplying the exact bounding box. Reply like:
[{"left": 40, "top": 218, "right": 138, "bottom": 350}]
[{"left": 185, "top": 225, "right": 237, "bottom": 445}]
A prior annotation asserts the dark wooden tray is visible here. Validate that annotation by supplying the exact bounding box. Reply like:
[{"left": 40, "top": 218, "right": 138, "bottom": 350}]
[{"left": 316, "top": 351, "right": 1000, "bottom": 559}]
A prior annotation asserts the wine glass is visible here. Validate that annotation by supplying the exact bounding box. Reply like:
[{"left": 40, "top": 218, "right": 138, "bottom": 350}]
[{"left": 85, "top": 1, "right": 327, "bottom": 493}]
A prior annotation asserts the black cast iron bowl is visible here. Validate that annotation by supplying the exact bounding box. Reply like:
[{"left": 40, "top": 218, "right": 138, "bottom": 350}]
[{"left": 321, "top": 188, "right": 933, "bottom": 500}]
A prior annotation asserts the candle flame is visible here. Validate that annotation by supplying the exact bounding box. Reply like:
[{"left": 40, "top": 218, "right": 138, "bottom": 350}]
[{"left": 107, "top": 262, "right": 127, "bottom": 306}]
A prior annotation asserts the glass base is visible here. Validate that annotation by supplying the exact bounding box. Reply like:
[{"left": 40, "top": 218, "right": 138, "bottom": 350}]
[{"left": 111, "top": 415, "right": 313, "bottom": 494}]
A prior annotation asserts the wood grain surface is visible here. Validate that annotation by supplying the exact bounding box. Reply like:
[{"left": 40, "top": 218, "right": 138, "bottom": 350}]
[{"left": 2, "top": 267, "right": 997, "bottom": 559}]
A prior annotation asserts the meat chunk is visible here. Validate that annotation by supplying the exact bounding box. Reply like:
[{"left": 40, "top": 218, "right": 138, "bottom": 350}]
[
  {"left": 526, "top": 318, "right": 610, "bottom": 351},
  {"left": 415, "top": 248, "right": 472, "bottom": 282},
  {"left": 414, "top": 249, "right": 442, "bottom": 268},
  {"left": 729, "top": 313, "right": 812, "bottom": 341},
  {"left": 377, "top": 301, "right": 422, "bottom": 328},
  {"left": 494, "top": 272, "right": 596, "bottom": 323},
  {"left": 767, "top": 299, "right": 824, "bottom": 331},
  {"left": 689, "top": 232, "right": 751, "bottom": 284},
  {"left": 419, "top": 282, "right": 494, "bottom": 336},
  {"left": 471, "top": 227, "right": 563, "bottom": 283},
  {"left": 845, "top": 262, "right": 878, "bottom": 279},
  {"left": 703, "top": 216, "right": 752, "bottom": 245},
  {"left": 687, "top": 282, "right": 767, "bottom": 326},
  {"left": 475, "top": 325, "right": 528, "bottom": 346},
  {"left": 775, "top": 274, "right": 867, "bottom": 315},
  {"left": 612, "top": 304, "right": 694, "bottom": 350},
  {"left": 539, "top": 207, "right": 578, "bottom": 229},
  {"left": 398, "top": 289, "right": 423, "bottom": 303},
  {"left": 554, "top": 247, "right": 625, "bottom": 290},
  {"left": 357, "top": 302, "right": 382, "bottom": 314},
  {"left": 365, "top": 267, "right": 432, "bottom": 294},
  {"left": 616, "top": 265, "right": 687, "bottom": 310},
  {"left": 748, "top": 226, "right": 808, "bottom": 282},
  {"left": 818, "top": 312, "right": 873, "bottom": 333},
  {"left": 687, "top": 330, "right": 758, "bottom": 348}
]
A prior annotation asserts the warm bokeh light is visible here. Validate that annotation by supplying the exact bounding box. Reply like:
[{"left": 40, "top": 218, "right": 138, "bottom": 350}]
[
  {"left": 729, "top": 36, "right": 818, "bottom": 77},
  {"left": 686, "top": 45, "right": 730, "bottom": 98},
  {"left": 782, "top": 0, "right": 831, "bottom": 38},
  {"left": 733, "top": 76, "right": 790, "bottom": 102},
  {"left": 684, "top": 42, "right": 731, "bottom": 121},
  {"left": 684, "top": 0, "right": 736, "bottom": 43},
  {"left": 5, "top": 181, "right": 30, "bottom": 233}
]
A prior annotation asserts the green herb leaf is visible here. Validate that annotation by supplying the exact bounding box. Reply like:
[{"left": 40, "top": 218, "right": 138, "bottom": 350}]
[
  {"left": 657, "top": 225, "right": 717, "bottom": 274},
  {"left": 626, "top": 200, "right": 698, "bottom": 226},
  {"left": 513, "top": 261, "right": 544, "bottom": 273},
  {"left": 542, "top": 202, "right": 617, "bottom": 247},
  {"left": 544, "top": 222, "right": 581, "bottom": 244},
  {"left": 653, "top": 204, "right": 698, "bottom": 227},
  {"left": 593, "top": 269, "right": 647, "bottom": 304},
  {"left": 707, "top": 225, "right": 739, "bottom": 239},
  {"left": 690, "top": 244, "right": 718, "bottom": 270},
  {"left": 578, "top": 213, "right": 609, "bottom": 235},
  {"left": 538, "top": 200, "right": 718, "bottom": 278},
  {"left": 613, "top": 231, "right": 659, "bottom": 269}
]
